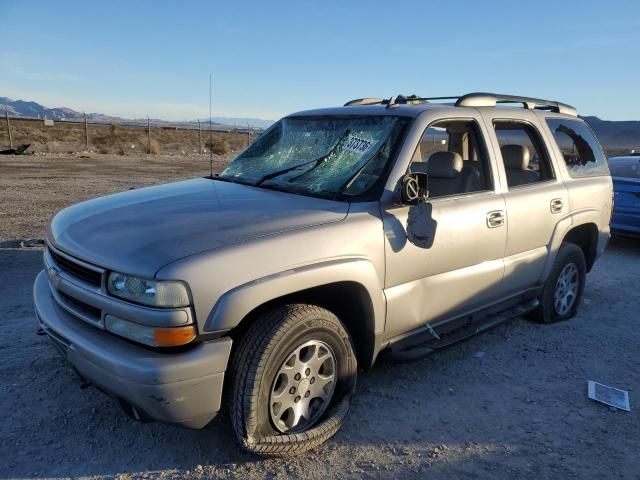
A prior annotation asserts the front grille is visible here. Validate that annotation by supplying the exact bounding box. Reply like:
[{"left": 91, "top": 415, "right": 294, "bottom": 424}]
[
  {"left": 59, "top": 291, "right": 102, "bottom": 320},
  {"left": 49, "top": 249, "right": 102, "bottom": 287}
]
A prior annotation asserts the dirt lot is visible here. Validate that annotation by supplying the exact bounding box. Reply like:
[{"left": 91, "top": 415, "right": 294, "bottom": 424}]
[
  {"left": 0, "top": 153, "right": 229, "bottom": 243},
  {"left": 1, "top": 154, "right": 639, "bottom": 479}
]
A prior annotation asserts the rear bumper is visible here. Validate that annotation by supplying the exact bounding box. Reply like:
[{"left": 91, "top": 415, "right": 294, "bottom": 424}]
[{"left": 34, "top": 270, "right": 232, "bottom": 428}]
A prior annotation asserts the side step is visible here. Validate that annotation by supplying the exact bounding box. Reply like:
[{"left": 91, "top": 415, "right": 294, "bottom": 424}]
[{"left": 385, "top": 298, "right": 539, "bottom": 362}]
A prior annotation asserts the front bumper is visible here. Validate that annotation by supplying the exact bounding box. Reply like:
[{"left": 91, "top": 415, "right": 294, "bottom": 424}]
[{"left": 34, "top": 270, "right": 232, "bottom": 428}]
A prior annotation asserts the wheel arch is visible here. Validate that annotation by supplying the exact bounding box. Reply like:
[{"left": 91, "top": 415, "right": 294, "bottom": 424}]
[
  {"left": 544, "top": 211, "right": 601, "bottom": 281},
  {"left": 562, "top": 222, "right": 599, "bottom": 272},
  {"left": 207, "top": 259, "right": 385, "bottom": 369}
]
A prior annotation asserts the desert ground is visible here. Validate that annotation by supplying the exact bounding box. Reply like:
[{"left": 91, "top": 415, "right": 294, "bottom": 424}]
[
  {"left": 1, "top": 153, "right": 639, "bottom": 479},
  {"left": 0, "top": 118, "right": 251, "bottom": 157},
  {"left": 0, "top": 153, "right": 226, "bottom": 243}
]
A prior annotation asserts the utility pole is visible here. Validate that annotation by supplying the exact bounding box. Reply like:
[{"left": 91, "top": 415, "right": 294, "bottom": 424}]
[
  {"left": 84, "top": 112, "right": 89, "bottom": 149},
  {"left": 209, "top": 73, "right": 213, "bottom": 177},
  {"left": 5, "top": 109, "right": 13, "bottom": 149},
  {"left": 147, "top": 116, "right": 151, "bottom": 154},
  {"left": 247, "top": 123, "right": 250, "bottom": 147},
  {"left": 198, "top": 119, "right": 202, "bottom": 154}
]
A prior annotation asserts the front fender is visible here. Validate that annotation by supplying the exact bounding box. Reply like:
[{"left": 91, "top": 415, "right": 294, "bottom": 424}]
[{"left": 205, "top": 258, "right": 386, "bottom": 335}]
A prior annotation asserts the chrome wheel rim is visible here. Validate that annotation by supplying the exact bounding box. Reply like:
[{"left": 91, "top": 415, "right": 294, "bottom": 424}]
[
  {"left": 269, "top": 339, "right": 337, "bottom": 433},
  {"left": 554, "top": 263, "right": 579, "bottom": 316}
]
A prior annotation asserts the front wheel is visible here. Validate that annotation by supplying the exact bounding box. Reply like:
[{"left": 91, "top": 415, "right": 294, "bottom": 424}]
[
  {"left": 229, "top": 304, "right": 357, "bottom": 456},
  {"left": 530, "top": 242, "right": 586, "bottom": 323}
]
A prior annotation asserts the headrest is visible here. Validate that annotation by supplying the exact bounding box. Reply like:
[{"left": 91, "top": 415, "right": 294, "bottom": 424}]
[
  {"left": 501, "top": 144, "right": 530, "bottom": 170},
  {"left": 425, "top": 151, "right": 463, "bottom": 178},
  {"left": 410, "top": 162, "right": 428, "bottom": 174}
]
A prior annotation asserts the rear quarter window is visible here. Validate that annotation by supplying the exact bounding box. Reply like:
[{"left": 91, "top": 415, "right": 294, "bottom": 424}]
[{"left": 546, "top": 118, "right": 609, "bottom": 178}]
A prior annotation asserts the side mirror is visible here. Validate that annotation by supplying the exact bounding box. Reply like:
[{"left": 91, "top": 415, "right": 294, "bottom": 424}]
[{"left": 400, "top": 172, "right": 429, "bottom": 205}]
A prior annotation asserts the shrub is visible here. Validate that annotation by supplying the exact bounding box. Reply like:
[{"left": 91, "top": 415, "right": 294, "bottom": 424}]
[
  {"left": 148, "top": 139, "right": 160, "bottom": 155},
  {"left": 206, "top": 137, "right": 230, "bottom": 155}
]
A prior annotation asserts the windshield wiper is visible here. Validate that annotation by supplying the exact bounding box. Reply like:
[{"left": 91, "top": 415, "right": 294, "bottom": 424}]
[
  {"left": 213, "top": 174, "right": 256, "bottom": 186},
  {"left": 336, "top": 138, "right": 389, "bottom": 197},
  {"left": 254, "top": 130, "right": 351, "bottom": 186}
]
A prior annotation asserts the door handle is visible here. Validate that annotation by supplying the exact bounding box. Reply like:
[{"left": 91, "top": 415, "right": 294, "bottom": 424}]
[
  {"left": 550, "top": 198, "right": 564, "bottom": 213},
  {"left": 486, "top": 210, "right": 505, "bottom": 228}
]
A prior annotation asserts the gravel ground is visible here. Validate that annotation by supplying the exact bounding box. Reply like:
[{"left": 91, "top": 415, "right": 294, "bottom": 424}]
[
  {"left": 0, "top": 153, "right": 228, "bottom": 243},
  {"left": 1, "top": 154, "right": 639, "bottom": 479}
]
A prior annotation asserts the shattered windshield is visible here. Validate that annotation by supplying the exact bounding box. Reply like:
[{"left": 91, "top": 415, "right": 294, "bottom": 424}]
[{"left": 220, "top": 115, "right": 408, "bottom": 199}]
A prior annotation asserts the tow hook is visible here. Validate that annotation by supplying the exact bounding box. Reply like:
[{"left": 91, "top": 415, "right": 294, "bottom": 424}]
[{"left": 36, "top": 328, "right": 47, "bottom": 336}]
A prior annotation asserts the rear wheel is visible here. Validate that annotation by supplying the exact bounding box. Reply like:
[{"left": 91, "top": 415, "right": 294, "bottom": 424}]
[
  {"left": 229, "top": 304, "right": 357, "bottom": 456},
  {"left": 530, "top": 242, "right": 586, "bottom": 323}
]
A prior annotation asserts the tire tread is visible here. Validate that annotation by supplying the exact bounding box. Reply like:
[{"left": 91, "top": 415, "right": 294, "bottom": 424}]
[{"left": 229, "top": 304, "right": 355, "bottom": 457}]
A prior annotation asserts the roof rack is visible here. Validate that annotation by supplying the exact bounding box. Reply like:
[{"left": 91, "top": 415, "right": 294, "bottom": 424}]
[
  {"left": 344, "top": 95, "right": 457, "bottom": 107},
  {"left": 344, "top": 98, "right": 387, "bottom": 106},
  {"left": 455, "top": 92, "right": 577, "bottom": 116},
  {"left": 344, "top": 92, "right": 577, "bottom": 116}
]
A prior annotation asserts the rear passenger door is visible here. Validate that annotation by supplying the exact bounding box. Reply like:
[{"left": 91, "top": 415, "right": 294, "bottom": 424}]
[{"left": 481, "top": 110, "right": 569, "bottom": 293}]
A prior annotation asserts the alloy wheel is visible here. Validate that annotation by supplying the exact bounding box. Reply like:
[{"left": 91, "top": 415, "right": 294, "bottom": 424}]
[
  {"left": 269, "top": 340, "right": 337, "bottom": 433},
  {"left": 554, "top": 262, "right": 579, "bottom": 316}
]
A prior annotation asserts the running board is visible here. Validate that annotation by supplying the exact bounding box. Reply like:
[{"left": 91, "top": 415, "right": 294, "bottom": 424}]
[{"left": 385, "top": 298, "right": 539, "bottom": 362}]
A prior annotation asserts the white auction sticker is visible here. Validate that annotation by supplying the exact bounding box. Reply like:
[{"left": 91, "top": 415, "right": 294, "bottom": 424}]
[
  {"left": 343, "top": 135, "right": 373, "bottom": 154},
  {"left": 587, "top": 380, "right": 631, "bottom": 411}
]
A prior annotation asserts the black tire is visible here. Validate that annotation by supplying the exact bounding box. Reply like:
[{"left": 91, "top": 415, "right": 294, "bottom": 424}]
[
  {"left": 529, "top": 242, "right": 586, "bottom": 323},
  {"left": 229, "top": 304, "right": 357, "bottom": 457}
]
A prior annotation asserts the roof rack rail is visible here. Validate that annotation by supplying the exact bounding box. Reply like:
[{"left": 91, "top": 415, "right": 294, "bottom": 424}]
[
  {"left": 344, "top": 92, "right": 577, "bottom": 116},
  {"left": 455, "top": 92, "right": 577, "bottom": 116},
  {"left": 344, "top": 98, "right": 386, "bottom": 106},
  {"left": 344, "top": 95, "right": 460, "bottom": 108}
]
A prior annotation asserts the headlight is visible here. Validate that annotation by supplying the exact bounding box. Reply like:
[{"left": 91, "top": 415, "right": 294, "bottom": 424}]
[
  {"left": 105, "top": 315, "right": 196, "bottom": 347},
  {"left": 107, "top": 272, "right": 190, "bottom": 307}
]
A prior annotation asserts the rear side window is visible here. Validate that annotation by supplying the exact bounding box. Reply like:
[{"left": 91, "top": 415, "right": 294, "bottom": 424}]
[
  {"left": 546, "top": 118, "right": 609, "bottom": 178},
  {"left": 492, "top": 121, "right": 555, "bottom": 188}
]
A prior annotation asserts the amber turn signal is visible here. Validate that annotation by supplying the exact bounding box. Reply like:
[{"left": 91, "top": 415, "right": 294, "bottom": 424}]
[
  {"left": 153, "top": 325, "right": 197, "bottom": 347},
  {"left": 105, "top": 315, "right": 197, "bottom": 347}
]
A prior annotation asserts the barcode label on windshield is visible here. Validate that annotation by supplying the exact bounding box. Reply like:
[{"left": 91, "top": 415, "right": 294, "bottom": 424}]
[{"left": 343, "top": 135, "right": 373, "bottom": 154}]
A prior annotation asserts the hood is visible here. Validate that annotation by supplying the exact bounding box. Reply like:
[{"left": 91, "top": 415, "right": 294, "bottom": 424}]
[{"left": 48, "top": 178, "right": 349, "bottom": 277}]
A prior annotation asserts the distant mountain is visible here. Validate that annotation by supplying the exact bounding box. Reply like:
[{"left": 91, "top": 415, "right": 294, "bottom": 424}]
[
  {"left": 0, "top": 96, "right": 274, "bottom": 129},
  {"left": 0, "top": 96, "right": 80, "bottom": 121},
  {"left": 583, "top": 116, "right": 640, "bottom": 150},
  {"left": 193, "top": 117, "right": 274, "bottom": 129}
]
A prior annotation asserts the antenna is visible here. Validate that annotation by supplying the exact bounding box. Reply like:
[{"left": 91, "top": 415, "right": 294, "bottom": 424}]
[{"left": 209, "top": 73, "right": 213, "bottom": 177}]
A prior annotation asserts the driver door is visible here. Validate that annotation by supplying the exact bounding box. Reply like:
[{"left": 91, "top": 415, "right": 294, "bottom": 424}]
[{"left": 382, "top": 117, "right": 507, "bottom": 339}]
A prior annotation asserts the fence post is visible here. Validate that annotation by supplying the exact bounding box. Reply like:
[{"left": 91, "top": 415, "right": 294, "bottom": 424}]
[
  {"left": 147, "top": 116, "right": 151, "bottom": 154},
  {"left": 198, "top": 119, "right": 202, "bottom": 154},
  {"left": 5, "top": 110, "right": 13, "bottom": 149},
  {"left": 84, "top": 112, "right": 89, "bottom": 149}
]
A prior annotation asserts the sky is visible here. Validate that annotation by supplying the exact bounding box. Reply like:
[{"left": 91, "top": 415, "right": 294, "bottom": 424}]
[{"left": 1, "top": 0, "right": 639, "bottom": 122}]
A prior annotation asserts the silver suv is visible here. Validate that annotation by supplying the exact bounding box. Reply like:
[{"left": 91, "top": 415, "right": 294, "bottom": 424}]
[{"left": 34, "top": 93, "right": 612, "bottom": 456}]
